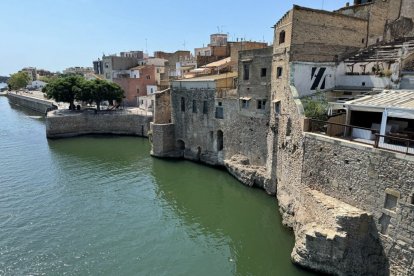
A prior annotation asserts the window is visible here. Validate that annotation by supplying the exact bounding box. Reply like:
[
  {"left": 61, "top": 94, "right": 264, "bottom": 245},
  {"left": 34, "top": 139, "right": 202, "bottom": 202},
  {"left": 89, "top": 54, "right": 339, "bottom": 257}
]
[
  {"left": 192, "top": 100, "right": 197, "bottom": 113},
  {"left": 217, "top": 130, "right": 224, "bottom": 151},
  {"left": 277, "top": 67, "right": 283, "bottom": 78},
  {"left": 215, "top": 107, "right": 224, "bottom": 119},
  {"left": 137, "top": 88, "right": 140, "bottom": 94},
  {"left": 181, "top": 97, "right": 185, "bottom": 112},
  {"left": 286, "top": 118, "right": 292, "bottom": 136},
  {"left": 203, "top": 101, "right": 208, "bottom": 114},
  {"left": 146, "top": 75, "right": 151, "bottom": 80},
  {"left": 218, "top": 101, "right": 222, "bottom": 107},
  {"left": 384, "top": 193, "right": 398, "bottom": 211},
  {"left": 243, "top": 63, "right": 250, "bottom": 80},
  {"left": 257, "top": 99, "right": 267, "bottom": 110},
  {"left": 150, "top": 88, "right": 154, "bottom": 93},
  {"left": 241, "top": 100, "right": 249, "bottom": 109},
  {"left": 275, "top": 101, "right": 281, "bottom": 114},
  {"left": 279, "top": 30, "right": 286, "bottom": 44},
  {"left": 105, "top": 62, "right": 109, "bottom": 68},
  {"left": 261, "top": 68, "right": 267, "bottom": 77}
]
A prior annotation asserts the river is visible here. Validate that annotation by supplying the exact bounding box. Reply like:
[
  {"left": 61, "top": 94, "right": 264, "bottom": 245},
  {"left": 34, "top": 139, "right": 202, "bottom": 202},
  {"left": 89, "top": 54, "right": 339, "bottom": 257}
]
[{"left": 0, "top": 97, "right": 313, "bottom": 275}]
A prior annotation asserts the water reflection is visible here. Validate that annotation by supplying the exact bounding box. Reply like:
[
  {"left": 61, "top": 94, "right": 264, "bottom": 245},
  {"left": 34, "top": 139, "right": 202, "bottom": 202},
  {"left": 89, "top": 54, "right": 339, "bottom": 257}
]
[{"left": 151, "top": 158, "right": 314, "bottom": 276}]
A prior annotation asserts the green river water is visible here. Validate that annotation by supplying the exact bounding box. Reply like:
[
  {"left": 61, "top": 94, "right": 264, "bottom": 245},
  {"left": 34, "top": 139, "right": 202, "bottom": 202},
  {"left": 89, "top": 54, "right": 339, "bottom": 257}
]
[{"left": 0, "top": 97, "right": 314, "bottom": 275}]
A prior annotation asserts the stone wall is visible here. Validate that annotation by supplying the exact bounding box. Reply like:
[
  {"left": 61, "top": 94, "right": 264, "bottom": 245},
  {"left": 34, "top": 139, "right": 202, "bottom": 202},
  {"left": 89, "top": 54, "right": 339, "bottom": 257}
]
[
  {"left": 46, "top": 110, "right": 152, "bottom": 139},
  {"left": 171, "top": 88, "right": 219, "bottom": 165},
  {"left": 150, "top": 123, "right": 178, "bottom": 158},
  {"left": 154, "top": 89, "right": 172, "bottom": 124},
  {"left": 7, "top": 93, "right": 56, "bottom": 114},
  {"left": 290, "top": 6, "right": 367, "bottom": 62},
  {"left": 302, "top": 133, "right": 414, "bottom": 275}
]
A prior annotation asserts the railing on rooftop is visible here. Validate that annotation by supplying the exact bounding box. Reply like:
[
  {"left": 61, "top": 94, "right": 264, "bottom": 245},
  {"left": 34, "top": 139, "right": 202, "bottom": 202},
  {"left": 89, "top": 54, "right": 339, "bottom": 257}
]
[{"left": 307, "top": 119, "right": 414, "bottom": 155}]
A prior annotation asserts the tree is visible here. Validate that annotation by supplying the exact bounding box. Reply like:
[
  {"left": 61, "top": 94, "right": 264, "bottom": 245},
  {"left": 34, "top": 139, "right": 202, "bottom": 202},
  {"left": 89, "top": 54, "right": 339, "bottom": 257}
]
[
  {"left": 79, "top": 79, "right": 124, "bottom": 111},
  {"left": 43, "top": 75, "right": 85, "bottom": 110},
  {"left": 8, "top": 72, "right": 30, "bottom": 90},
  {"left": 302, "top": 91, "right": 329, "bottom": 121}
]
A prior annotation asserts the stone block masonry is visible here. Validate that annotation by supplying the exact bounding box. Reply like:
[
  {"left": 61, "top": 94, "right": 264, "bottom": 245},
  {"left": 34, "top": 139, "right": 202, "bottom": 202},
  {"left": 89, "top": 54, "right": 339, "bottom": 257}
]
[
  {"left": 301, "top": 133, "right": 414, "bottom": 275},
  {"left": 46, "top": 110, "right": 152, "bottom": 139}
]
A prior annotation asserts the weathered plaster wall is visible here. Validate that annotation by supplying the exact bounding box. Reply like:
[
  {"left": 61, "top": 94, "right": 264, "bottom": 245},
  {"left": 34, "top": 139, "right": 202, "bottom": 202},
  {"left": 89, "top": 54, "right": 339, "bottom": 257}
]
[
  {"left": 46, "top": 111, "right": 152, "bottom": 139},
  {"left": 302, "top": 133, "right": 414, "bottom": 275},
  {"left": 290, "top": 62, "right": 336, "bottom": 97}
]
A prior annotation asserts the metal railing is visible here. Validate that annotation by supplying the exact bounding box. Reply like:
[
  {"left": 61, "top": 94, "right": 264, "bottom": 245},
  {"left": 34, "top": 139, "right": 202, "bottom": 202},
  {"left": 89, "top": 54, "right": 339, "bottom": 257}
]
[{"left": 307, "top": 119, "right": 414, "bottom": 155}]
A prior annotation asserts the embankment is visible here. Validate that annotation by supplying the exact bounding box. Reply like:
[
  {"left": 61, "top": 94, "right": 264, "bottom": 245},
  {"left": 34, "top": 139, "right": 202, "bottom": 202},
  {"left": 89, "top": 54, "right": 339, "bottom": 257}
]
[
  {"left": 7, "top": 92, "right": 56, "bottom": 114},
  {"left": 46, "top": 109, "right": 152, "bottom": 139}
]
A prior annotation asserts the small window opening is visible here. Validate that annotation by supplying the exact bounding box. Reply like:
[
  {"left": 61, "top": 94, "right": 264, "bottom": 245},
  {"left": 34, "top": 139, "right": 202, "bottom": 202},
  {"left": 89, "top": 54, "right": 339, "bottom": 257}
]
[
  {"left": 274, "top": 101, "right": 281, "bottom": 114},
  {"left": 279, "top": 30, "right": 286, "bottom": 44},
  {"left": 241, "top": 100, "right": 249, "bottom": 109},
  {"left": 277, "top": 67, "right": 283, "bottom": 78},
  {"left": 261, "top": 68, "right": 267, "bottom": 77},
  {"left": 192, "top": 100, "right": 197, "bottom": 113},
  {"left": 243, "top": 64, "right": 250, "bottom": 80},
  {"left": 181, "top": 97, "right": 185, "bottom": 112},
  {"left": 257, "top": 99, "right": 267, "bottom": 110},
  {"left": 203, "top": 101, "right": 208, "bottom": 114}
]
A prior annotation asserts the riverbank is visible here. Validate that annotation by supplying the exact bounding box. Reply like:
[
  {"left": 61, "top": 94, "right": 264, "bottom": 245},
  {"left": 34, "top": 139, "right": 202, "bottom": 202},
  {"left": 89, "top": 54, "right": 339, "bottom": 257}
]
[
  {"left": 0, "top": 96, "right": 312, "bottom": 275},
  {"left": 46, "top": 109, "right": 153, "bottom": 138},
  {"left": 7, "top": 91, "right": 58, "bottom": 113}
]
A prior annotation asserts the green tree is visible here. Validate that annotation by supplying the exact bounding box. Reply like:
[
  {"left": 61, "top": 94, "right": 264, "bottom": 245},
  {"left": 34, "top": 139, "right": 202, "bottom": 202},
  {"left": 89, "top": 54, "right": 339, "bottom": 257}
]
[
  {"left": 302, "top": 91, "right": 329, "bottom": 121},
  {"left": 8, "top": 72, "right": 31, "bottom": 90},
  {"left": 79, "top": 79, "right": 124, "bottom": 111},
  {"left": 43, "top": 75, "right": 85, "bottom": 110}
]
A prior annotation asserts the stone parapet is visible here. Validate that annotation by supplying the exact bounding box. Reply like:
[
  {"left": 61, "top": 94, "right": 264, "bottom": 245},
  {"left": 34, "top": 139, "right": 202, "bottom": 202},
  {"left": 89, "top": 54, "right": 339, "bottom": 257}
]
[{"left": 46, "top": 110, "right": 152, "bottom": 139}]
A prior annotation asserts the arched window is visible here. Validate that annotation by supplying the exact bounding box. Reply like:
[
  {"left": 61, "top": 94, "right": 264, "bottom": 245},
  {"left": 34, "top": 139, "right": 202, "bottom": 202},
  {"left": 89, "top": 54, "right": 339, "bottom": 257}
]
[
  {"left": 177, "top": 139, "right": 185, "bottom": 150},
  {"left": 279, "top": 30, "right": 286, "bottom": 44}
]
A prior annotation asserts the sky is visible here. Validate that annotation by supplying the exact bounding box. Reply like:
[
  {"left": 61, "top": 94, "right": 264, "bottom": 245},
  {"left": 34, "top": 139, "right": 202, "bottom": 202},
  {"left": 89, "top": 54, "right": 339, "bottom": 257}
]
[{"left": 0, "top": 0, "right": 348, "bottom": 76}]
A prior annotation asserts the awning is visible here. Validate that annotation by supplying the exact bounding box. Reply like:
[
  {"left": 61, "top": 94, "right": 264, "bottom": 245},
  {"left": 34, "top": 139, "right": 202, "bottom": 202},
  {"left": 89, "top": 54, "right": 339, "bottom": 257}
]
[{"left": 387, "top": 108, "right": 414, "bottom": 120}]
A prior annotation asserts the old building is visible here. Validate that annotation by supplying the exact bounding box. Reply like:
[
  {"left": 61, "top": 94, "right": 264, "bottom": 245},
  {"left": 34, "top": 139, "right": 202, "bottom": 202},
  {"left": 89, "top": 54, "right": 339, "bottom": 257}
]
[
  {"left": 102, "top": 54, "right": 143, "bottom": 81},
  {"left": 21, "top": 67, "right": 37, "bottom": 81},
  {"left": 151, "top": 47, "right": 274, "bottom": 192},
  {"left": 113, "top": 65, "right": 158, "bottom": 107},
  {"left": 63, "top": 66, "right": 94, "bottom": 76},
  {"left": 271, "top": 1, "right": 414, "bottom": 275},
  {"left": 151, "top": 1, "right": 414, "bottom": 275},
  {"left": 153, "top": 50, "right": 193, "bottom": 79}
]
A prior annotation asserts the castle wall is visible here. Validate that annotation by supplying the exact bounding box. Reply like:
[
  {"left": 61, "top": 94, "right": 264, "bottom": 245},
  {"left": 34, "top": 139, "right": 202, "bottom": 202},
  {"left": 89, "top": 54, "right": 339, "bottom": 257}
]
[
  {"left": 46, "top": 110, "right": 152, "bottom": 139},
  {"left": 302, "top": 133, "right": 414, "bottom": 275}
]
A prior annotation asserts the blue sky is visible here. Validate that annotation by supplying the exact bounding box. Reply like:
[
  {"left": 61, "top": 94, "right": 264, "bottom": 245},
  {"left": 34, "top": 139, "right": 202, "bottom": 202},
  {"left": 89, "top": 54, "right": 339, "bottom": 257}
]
[{"left": 0, "top": 0, "right": 347, "bottom": 76}]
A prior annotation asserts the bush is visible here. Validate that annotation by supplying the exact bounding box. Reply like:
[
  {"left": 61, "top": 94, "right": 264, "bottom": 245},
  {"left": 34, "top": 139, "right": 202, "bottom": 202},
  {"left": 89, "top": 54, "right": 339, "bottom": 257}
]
[{"left": 302, "top": 92, "right": 328, "bottom": 121}]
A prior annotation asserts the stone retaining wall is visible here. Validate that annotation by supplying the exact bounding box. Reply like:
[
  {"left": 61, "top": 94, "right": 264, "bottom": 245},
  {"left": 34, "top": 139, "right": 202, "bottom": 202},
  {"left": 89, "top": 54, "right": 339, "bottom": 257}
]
[
  {"left": 7, "top": 93, "right": 56, "bottom": 114},
  {"left": 46, "top": 110, "right": 152, "bottom": 139},
  {"left": 302, "top": 133, "right": 414, "bottom": 275}
]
